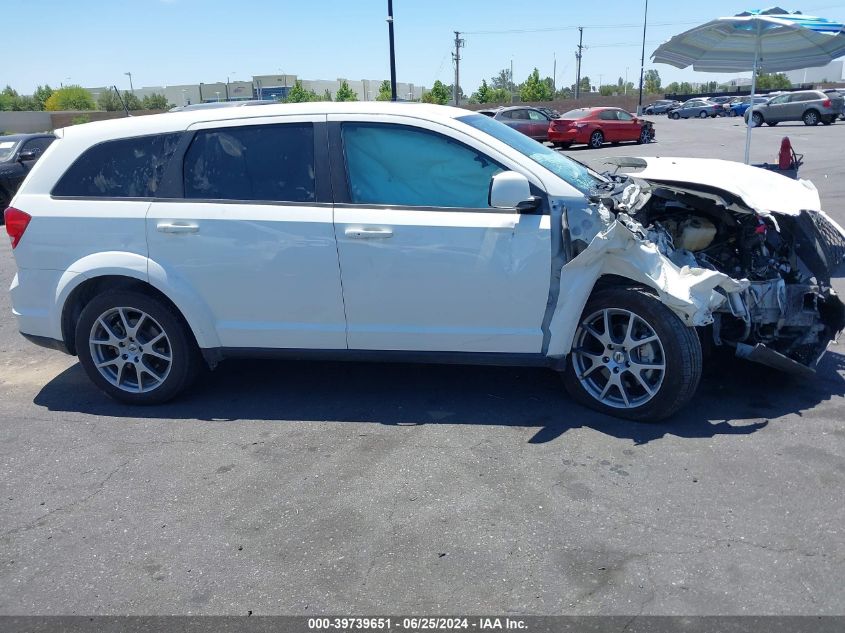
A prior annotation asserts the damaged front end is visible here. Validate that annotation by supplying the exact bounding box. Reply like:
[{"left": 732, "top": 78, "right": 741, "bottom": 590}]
[{"left": 584, "top": 168, "right": 845, "bottom": 375}]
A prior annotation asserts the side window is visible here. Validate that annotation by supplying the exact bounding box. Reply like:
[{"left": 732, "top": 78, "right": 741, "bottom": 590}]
[
  {"left": 183, "top": 123, "right": 315, "bottom": 202},
  {"left": 511, "top": 109, "right": 529, "bottom": 120},
  {"left": 616, "top": 110, "right": 633, "bottom": 121},
  {"left": 342, "top": 124, "right": 504, "bottom": 209},
  {"left": 598, "top": 110, "right": 617, "bottom": 120},
  {"left": 52, "top": 133, "right": 180, "bottom": 198},
  {"left": 527, "top": 110, "right": 547, "bottom": 121},
  {"left": 22, "top": 137, "right": 54, "bottom": 156},
  {"left": 497, "top": 110, "right": 513, "bottom": 120},
  {"left": 770, "top": 95, "right": 789, "bottom": 104},
  {"left": 790, "top": 93, "right": 813, "bottom": 102}
]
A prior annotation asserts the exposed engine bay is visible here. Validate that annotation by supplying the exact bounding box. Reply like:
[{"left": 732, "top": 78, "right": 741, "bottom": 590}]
[{"left": 578, "top": 167, "right": 845, "bottom": 375}]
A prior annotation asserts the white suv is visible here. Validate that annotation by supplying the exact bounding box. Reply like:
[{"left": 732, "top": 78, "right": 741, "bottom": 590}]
[{"left": 6, "top": 103, "right": 845, "bottom": 421}]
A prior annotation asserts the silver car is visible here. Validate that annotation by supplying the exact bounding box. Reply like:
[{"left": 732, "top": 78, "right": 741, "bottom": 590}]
[
  {"left": 668, "top": 99, "right": 723, "bottom": 119},
  {"left": 745, "top": 90, "right": 844, "bottom": 127}
]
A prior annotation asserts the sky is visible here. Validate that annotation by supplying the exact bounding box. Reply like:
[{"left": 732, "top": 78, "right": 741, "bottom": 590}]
[{"left": 3, "top": 0, "right": 844, "bottom": 95}]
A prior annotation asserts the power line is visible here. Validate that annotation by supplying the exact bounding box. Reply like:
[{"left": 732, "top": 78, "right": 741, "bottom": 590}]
[{"left": 462, "top": 20, "right": 699, "bottom": 35}]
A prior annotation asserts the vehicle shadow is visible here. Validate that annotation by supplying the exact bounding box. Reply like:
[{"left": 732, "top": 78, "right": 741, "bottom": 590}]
[{"left": 33, "top": 350, "right": 845, "bottom": 445}]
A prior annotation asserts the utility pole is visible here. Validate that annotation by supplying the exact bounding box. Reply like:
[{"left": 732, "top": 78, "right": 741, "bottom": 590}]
[
  {"left": 124, "top": 71, "right": 134, "bottom": 93},
  {"left": 575, "top": 27, "right": 584, "bottom": 99},
  {"left": 452, "top": 31, "right": 464, "bottom": 106},
  {"left": 387, "top": 0, "right": 398, "bottom": 101},
  {"left": 553, "top": 53, "right": 557, "bottom": 95},
  {"left": 637, "top": 0, "right": 649, "bottom": 114},
  {"left": 510, "top": 58, "right": 514, "bottom": 103}
]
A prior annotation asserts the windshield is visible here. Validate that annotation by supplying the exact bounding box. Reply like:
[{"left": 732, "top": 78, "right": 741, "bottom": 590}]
[
  {"left": 0, "top": 140, "right": 18, "bottom": 162},
  {"left": 457, "top": 114, "right": 604, "bottom": 194}
]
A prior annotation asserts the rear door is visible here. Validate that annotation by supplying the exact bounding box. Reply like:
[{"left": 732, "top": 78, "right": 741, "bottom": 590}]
[
  {"left": 328, "top": 115, "right": 551, "bottom": 354},
  {"left": 146, "top": 115, "right": 348, "bottom": 350},
  {"left": 527, "top": 109, "right": 550, "bottom": 139}
]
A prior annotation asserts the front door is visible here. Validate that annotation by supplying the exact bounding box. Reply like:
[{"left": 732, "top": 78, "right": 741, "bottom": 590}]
[
  {"left": 147, "top": 116, "right": 348, "bottom": 350},
  {"left": 329, "top": 117, "right": 551, "bottom": 354}
]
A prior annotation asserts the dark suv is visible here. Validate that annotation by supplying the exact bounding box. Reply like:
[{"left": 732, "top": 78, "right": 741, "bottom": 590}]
[
  {"left": 0, "top": 133, "right": 56, "bottom": 219},
  {"left": 745, "top": 90, "right": 844, "bottom": 126}
]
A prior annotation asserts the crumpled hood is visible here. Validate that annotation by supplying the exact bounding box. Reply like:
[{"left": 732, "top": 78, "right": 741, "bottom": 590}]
[{"left": 626, "top": 157, "right": 822, "bottom": 216}]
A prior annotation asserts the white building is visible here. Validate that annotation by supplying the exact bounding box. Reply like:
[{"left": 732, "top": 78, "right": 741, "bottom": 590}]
[{"left": 785, "top": 59, "right": 845, "bottom": 85}]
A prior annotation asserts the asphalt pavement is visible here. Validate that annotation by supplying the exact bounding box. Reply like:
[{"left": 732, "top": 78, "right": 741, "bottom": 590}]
[{"left": 1, "top": 115, "right": 844, "bottom": 615}]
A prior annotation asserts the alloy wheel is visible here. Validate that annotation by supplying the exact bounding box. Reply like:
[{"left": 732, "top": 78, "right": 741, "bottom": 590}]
[
  {"left": 89, "top": 307, "right": 173, "bottom": 393},
  {"left": 570, "top": 308, "right": 666, "bottom": 409}
]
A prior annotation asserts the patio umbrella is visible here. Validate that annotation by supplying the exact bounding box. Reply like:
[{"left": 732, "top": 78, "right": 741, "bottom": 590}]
[{"left": 651, "top": 7, "right": 845, "bottom": 164}]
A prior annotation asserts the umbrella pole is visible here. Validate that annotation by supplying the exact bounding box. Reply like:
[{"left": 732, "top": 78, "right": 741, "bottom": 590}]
[{"left": 743, "top": 32, "right": 761, "bottom": 165}]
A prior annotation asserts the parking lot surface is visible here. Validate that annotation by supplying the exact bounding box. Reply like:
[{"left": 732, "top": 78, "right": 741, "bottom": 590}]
[{"left": 1, "top": 115, "right": 844, "bottom": 615}]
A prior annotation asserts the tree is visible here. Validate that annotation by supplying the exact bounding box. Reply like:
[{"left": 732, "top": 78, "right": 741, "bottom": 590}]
[
  {"left": 599, "top": 84, "right": 617, "bottom": 96},
  {"left": 285, "top": 80, "right": 320, "bottom": 103},
  {"left": 142, "top": 93, "right": 170, "bottom": 110},
  {"left": 122, "top": 92, "right": 142, "bottom": 110},
  {"left": 519, "top": 68, "right": 554, "bottom": 102},
  {"left": 97, "top": 89, "right": 123, "bottom": 111},
  {"left": 472, "top": 79, "right": 492, "bottom": 104},
  {"left": 44, "top": 85, "right": 96, "bottom": 111},
  {"left": 33, "top": 85, "right": 53, "bottom": 110},
  {"left": 489, "top": 87, "right": 511, "bottom": 103},
  {"left": 421, "top": 80, "right": 450, "bottom": 105},
  {"left": 678, "top": 82, "right": 693, "bottom": 94},
  {"left": 323, "top": 89, "right": 332, "bottom": 101},
  {"left": 644, "top": 69, "right": 661, "bottom": 94},
  {"left": 665, "top": 81, "right": 681, "bottom": 94},
  {"left": 756, "top": 72, "right": 791, "bottom": 90},
  {"left": 491, "top": 68, "right": 513, "bottom": 91},
  {"left": 375, "top": 80, "right": 392, "bottom": 101},
  {"left": 571, "top": 76, "right": 591, "bottom": 94},
  {"left": 335, "top": 81, "right": 358, "bottom": 102}
]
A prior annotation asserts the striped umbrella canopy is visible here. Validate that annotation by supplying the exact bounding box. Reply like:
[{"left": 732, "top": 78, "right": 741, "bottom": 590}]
[{"left": 652, "top": 8, "right": 845, "bottom": 72}]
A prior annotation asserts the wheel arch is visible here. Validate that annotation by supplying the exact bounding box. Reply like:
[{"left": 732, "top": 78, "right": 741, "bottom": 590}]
[{"left": 57, "top": 254, "right": 220, "bottom": 355}]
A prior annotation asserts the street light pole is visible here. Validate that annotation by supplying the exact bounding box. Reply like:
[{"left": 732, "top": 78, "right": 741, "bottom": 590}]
[
  {"left": 387, "top": 0, "right": 398, "bottom": 101},
  {"left": 637, "top": 0, "right": 649, "bottom": 114},
  {"left": 124, "top": 71, "right": 134, "bottom": 93}
]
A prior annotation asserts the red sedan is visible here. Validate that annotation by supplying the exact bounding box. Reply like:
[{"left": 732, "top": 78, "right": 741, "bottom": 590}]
[{"left": 548, "top": 107, "right": 654, "bottom": 149}]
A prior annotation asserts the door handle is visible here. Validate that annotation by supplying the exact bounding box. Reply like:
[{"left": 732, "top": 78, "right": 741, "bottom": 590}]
[
  {"left": 157, "top": 221, "right": 199, "bottom": 234},
  {"left": 345, "top": 227, "right": 393, "bottom": 239}
]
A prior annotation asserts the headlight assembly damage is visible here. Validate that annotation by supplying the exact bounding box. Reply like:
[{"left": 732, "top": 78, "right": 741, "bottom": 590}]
[{"left": 550, "top": 171, "right": 845, "bottom": 376}]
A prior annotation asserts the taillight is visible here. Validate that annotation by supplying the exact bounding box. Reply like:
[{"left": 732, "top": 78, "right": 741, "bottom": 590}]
[
  {"left": 822, "top": 99, "right": 831, "bottom": 108},
  {"left": 4, "top": 207, "right": 31, "bottom": 249}
]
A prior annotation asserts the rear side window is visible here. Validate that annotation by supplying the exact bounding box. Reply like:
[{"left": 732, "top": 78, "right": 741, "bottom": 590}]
[
  {"left": 52, "top": 133, "right": 180, "bottom": 198},
  {"left": 183, "top": 123, "right": 315, "bottom": 202}
]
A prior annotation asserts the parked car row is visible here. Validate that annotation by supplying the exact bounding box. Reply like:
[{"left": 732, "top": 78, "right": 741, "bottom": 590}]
[
  {"left": 0, "top": 133, "right": 55, "bottom": 221},
  {"left": 745, "top": 89, "right": 844, "bottom": 126},
  {"left": 478, "top": 105, "right": 654, "bottom": 149}
]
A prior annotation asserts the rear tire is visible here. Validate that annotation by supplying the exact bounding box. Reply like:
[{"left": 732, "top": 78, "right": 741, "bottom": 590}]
[
  {"left": 561, "top": 287, "right": 702, "bottom": 422},
  {"left": 698, "top": 110, "right": 708, "bottom": 118},
  {"left": 803, "top": 109, "right": 820, "bottom": 126},
  {"left": 76, "top": 290, "right": 201, "bottom": 405},
  {"left": 766, "top": 121, "right": 779, "bottom": 126}
]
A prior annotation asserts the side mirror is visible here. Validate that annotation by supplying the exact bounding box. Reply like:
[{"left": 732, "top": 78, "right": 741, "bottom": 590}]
[
  {"left": 489, "top": 171, "right": 540, "bottom": 211},
  {"left": 18, "top": 149, "right": 39, "bottom": 162}
]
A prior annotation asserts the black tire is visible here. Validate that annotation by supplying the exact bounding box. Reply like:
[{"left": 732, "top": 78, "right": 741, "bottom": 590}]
[
  {"left": 636, "top": 127, "right": 650, "bottom": 144},
  {"left": 802, "top": 109, "right": 820, "bottom": 126},
  {"left": 698, "top": 110, "right": 708, "bottom": 118},
  {"left": 821, "top": 117, "right": 832, "bottom": 126},
  {"left": 75, "top": 290, "right": 201, "bottom": 405},
  {"left": 766, "top": 121, "right": 779, "bottom": 126},
  {"left": 670, "top": 111, "right": 680, "bottom": 120},
  {"left": 553, "top": 142, "right": 571, "bottom": 149},
  {"left": 750, "top": 112, "right": 764, "bottom": 127},
  {"left": 589, "top": 130, "right": 604, "bottom": 149},
  {"left": 561, "top": 287, "right": 702, "bottom": 422}
]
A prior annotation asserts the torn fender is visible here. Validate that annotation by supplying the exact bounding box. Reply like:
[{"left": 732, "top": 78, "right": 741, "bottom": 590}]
[{"left": 546, "top": 218, "right": 747, "bottom": 358}]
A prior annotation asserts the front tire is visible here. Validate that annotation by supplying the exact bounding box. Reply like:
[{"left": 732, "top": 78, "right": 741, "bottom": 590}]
[
  {"left": 750, "top": 112, "right": 763, "bottom": 127},
  {"left": 562, "top": 288, "right": 702, "bottom": 422},
  {"left": 698, "top": 110, "right": 708, "bottom": 118},
  {"left": 76, "top": 290, "right": 200, "bottom": 405},
  {"left": 637, "top": 127, "right": 651, "bottom": 144},
  {"left": 670, "top": 111, "right": 680, "bottom": 120},
  {"left": 589, "top": 130, "right": 604, "bottom": 149}
]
